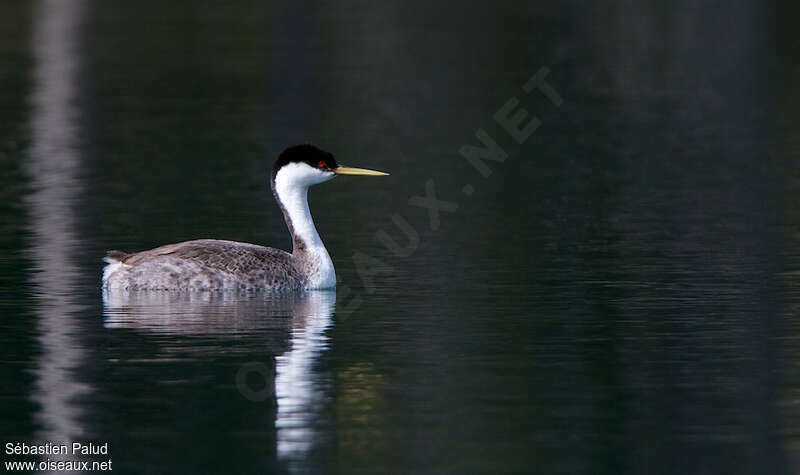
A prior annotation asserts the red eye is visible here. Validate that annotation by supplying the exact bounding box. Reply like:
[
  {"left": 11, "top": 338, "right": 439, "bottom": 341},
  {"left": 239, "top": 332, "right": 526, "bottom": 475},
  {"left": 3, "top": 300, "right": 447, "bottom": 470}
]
[{"left": 318, "top": 161, "right": 326, "bottom": 168}]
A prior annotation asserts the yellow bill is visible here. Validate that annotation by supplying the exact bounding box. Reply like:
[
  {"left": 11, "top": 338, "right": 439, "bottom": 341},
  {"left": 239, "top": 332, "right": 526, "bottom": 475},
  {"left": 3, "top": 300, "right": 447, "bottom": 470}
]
[{"left": 333, "top": 166, "right": 389, "bottom": 176}]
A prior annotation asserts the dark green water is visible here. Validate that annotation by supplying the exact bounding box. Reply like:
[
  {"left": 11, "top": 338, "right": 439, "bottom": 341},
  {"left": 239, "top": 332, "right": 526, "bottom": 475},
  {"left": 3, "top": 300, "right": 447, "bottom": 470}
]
[{"left": 0, "top": 1, "right": 790, "bottom": 474}]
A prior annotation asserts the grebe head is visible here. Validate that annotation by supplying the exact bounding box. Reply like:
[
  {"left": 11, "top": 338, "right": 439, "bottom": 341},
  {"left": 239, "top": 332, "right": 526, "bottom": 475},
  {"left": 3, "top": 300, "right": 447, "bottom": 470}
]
[
  {"left": 271, "top": 144, "right": 389, "bottom": 192},
  {"left": 271, "top": 144, "right": 339, "bottom": 188}
]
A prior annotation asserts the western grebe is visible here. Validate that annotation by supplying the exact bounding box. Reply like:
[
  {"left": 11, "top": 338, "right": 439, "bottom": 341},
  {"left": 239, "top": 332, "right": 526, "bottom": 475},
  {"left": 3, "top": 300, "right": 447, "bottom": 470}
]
[{"left": 102, "top": 144, "right": 388, "bottom": 290}]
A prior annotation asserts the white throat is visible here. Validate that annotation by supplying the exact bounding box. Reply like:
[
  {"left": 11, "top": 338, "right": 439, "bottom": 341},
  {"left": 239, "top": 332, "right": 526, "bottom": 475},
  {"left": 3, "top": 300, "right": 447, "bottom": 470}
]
[{"left": 273, "top": 163, "right": 336, "bottom": 288}]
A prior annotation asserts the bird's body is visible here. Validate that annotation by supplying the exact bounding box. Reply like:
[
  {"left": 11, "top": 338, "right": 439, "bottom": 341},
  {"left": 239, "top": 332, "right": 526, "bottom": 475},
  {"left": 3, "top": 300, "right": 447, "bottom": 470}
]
[
  {"left": 102, "top": 239, "right": 312, "bottom": 290},
  {"left": 102, "top": 145, "right": 387, "bottom": 291}
]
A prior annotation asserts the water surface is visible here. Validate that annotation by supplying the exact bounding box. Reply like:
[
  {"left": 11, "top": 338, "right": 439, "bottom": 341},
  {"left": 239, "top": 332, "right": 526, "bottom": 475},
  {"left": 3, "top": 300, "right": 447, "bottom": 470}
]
[{"left": 0, "top": 1, "right": 789, "bottom": 474}]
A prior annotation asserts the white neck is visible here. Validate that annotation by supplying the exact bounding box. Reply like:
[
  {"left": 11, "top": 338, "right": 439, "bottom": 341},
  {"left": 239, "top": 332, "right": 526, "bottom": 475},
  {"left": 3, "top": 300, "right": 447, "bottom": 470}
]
[
  {"left": 276, "top": 179, "right": 324, "bottom": 250},
  {"left": 273, "top": 163, "right": 336, "bottom": 288}
]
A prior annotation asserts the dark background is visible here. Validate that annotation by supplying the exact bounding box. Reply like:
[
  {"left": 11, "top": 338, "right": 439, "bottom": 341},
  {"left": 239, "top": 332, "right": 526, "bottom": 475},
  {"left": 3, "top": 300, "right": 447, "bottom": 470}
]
[{"left": 0, "top": 1, "right": 788, "bottom": 474}]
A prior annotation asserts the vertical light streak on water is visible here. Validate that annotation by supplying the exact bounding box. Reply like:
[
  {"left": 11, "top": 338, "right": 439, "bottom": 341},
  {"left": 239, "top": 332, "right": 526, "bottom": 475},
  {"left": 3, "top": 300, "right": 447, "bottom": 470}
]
[
  {"left": 274, "top": 291, "right": 335, "bottom": 470},
  {"left": 24, "top": 0, "right": 89, "bottom": 467}
]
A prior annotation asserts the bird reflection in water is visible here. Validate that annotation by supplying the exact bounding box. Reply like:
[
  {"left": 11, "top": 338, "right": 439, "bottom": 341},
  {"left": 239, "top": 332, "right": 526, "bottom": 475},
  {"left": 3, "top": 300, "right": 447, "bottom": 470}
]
[{"left": 102, "top": 289, "right": 335, "bottom": 470}]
